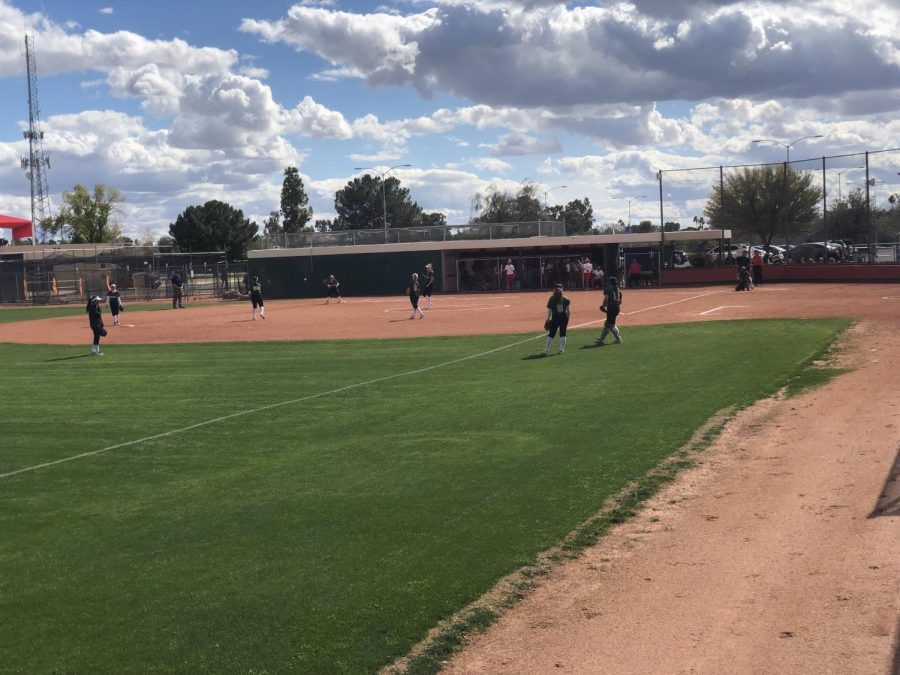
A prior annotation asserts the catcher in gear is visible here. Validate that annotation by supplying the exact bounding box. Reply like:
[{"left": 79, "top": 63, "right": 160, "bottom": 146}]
[
  {"left": 543, "top": 284, "right": 571, "bottom": 355},
  {"left": 596, "top": 276, "right": 623, "bottom": 346}
]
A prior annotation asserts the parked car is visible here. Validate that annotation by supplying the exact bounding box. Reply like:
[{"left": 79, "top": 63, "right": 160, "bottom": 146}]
[
  {"left": 787, "top": 242, "right": 833, "bottom": 263},
  {"left": 705, "top": 243, "right": 764, "bottom": 264}
]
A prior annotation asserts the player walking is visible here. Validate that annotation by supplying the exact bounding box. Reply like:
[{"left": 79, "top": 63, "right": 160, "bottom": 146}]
[
  {"left": 595, "top": 276, "right": 623, "bottom": 346},
  {"left": 106, "top": 283, "right": 124, "bottom": 325},
  {"left": 87, "top": 296, "right": 106, "bottom": 356},
  {"left": 250, "top": 276, "right": 266, "bottom": 319},
  {"left": 324, "top": 275, "right": 342, "bottom": 304},
  {"left": 407, "top": 272, "right": 425, "bottom": 319},
  {"left": 423, "top": 263, "right": 435, "bottom": 309},
  {"left": 543, "top": 284, "right": 570, "bottom": 355}
]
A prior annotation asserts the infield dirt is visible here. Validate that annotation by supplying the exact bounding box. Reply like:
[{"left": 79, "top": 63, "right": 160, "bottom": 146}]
[{"left": 3, "top": 282, "right": 899, "bottom": 674}]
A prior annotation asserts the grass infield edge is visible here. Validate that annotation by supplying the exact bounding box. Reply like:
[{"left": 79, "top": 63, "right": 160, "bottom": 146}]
[{"left": 383, "top": 322, "right": 855, "bottom": 675}]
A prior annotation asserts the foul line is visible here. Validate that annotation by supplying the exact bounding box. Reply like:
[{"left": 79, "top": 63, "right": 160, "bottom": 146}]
[{"left": 0, "top": 291, "right": 716, "bottom": 480}]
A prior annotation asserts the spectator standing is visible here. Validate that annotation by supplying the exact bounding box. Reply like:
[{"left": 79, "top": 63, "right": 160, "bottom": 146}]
[
  {"left": 751, "top": 249, "right": 764, "bottom": 285},
  {"left": 543, "top": 284, "right": 570, "bottom": 355},
  {"left": 593, "top": 265, "right": 605, "bottom": 289},
  {"left": 596, "top": 276, "right": 623, "bottom": 346},
  {"left": 503, "top": 259, "right": 516, "bottom": 291},
  {"left": 582, "top": 257, "right": 593, "bottom": 289},
  {"left": 171, "top": 271, "right": 185, "bottom": 308},
  {"left": 628, "top": 258, "right": 642, "bottom": 288}
]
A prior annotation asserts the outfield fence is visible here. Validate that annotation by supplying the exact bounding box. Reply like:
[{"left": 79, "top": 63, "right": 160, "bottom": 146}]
[{"left": 0, "top": 246, "right": 248, "bottom": 305}]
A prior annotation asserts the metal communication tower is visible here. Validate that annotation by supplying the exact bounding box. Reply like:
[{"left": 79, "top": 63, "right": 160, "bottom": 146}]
[{"left": 20, "top": 34, "right": 52, "bottom": 243}]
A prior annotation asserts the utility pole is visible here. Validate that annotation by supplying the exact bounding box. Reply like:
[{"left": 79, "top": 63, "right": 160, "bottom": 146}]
[{"left": 20, "top": 35, "right": 52, "bottom": 244}]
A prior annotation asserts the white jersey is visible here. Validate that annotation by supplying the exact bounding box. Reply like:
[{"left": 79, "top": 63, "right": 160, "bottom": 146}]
[
  {"left": 582, "top": 262, "right": 593, "bottom": 274},
  {"left": 504, "top": 264, "right": 515, "bottom": 276}
]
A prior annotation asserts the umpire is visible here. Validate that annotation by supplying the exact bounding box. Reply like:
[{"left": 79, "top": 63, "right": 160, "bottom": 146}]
[{"left": 595, "top": 276, "right": 623, "bottom": 346}]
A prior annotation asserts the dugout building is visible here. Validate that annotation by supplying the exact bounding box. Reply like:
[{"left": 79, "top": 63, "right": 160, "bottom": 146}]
[{"left": 247, "top": 224, "right": 734, "bottom": 299}]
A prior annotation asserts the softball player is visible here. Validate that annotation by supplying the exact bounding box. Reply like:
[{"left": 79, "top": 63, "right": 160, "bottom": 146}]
[
  {"left": 596, "top": 276, "right": 623, "bottom": 346},
  {"left": 106, "top": 284, "right": 124, "bottom": 325},
  {"left": 324, "top": 275, "right": 342, "bottom": 303},
  {"left": 543, "top": 284, "right": 570, "bottom": 355},
  {"left": 407, "top": 272, "right": 425, "bottom": 319},
  {"left": 250, "top": 276, "right": 266, "bottom": 319},
  {"left": 423, "top": 263, "right": 435, "bottom": 309},
  {"left": 87, "top": 296, "right": 106, "bottom": 355}
]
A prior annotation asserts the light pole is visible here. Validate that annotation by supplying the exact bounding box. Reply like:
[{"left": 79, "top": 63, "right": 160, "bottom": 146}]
[
  {"left": 835, "top": 167, "right": 863, "bottom": 202},
  {"left": 752, "top": 134, "right": 824, "bottom": 165},
  {"left": 353, "top": 164, "right": 412, "bottom": 243},
  {"left": 616, "top": 196, "right": 646, "bottom": 233},
  {"left": 541, "top": 185, "right": 566, "bottom": 235}
]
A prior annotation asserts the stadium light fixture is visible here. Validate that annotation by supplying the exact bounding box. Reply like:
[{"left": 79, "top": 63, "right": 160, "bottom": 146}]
[{"left": 353, "top": 164, "right": 412, "bottom": 243}]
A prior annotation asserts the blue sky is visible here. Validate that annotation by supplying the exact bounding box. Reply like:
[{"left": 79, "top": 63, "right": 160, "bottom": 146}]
[{"left": 0, "top": 0, "right": 898, "bottom": 242}]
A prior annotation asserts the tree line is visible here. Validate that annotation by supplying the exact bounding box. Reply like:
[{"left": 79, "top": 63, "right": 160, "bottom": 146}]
[{"left": 22, "top": 166, "right": 900, "bottom": 260}]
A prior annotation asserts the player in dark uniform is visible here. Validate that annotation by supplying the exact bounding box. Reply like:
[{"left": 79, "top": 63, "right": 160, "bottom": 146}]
[
  {"left": 250, "top": 276, "right": 266, "bottom": 319},
  {"left": 422, "top": 263, "right": 435, "bottom": 309},
  {"left": 407, "top": 272, "right": 425, "bottom": 319},
  {"left": 735, "top": 265, "right": 753, "bottom": 291},
  {"left": 106, "top": 283, "right": 124, "bottom": 325},
  {"left": 324, "top": 274, "right": 342, "bottom": 304},
  {"left": 87, "top": 295, "right": 106, "bottom": 356},
  {"left": 171, "top": 271, "right": 185, "bottom": 308},
  {"left": 595, "top": 275, "right": 623, "bottom": 346},
  {"left": 543, "top": 283, "right": 570, "bottom": 355}
]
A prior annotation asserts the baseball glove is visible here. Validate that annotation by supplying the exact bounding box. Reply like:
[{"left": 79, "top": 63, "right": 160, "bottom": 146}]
[
  {"left": 543, "top": 319, "right": 551, "bottom": 331},
  {"left": 599, "top": 305, "right": 607, "bottom": 314}
]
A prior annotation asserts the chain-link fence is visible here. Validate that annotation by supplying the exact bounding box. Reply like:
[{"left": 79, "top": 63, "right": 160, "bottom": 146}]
[
  {"left": 657, "top": 147, "right": 900, "bottom": 268},
  {"left": 0, "top": 246, "right": 248, "bottom": 304}
]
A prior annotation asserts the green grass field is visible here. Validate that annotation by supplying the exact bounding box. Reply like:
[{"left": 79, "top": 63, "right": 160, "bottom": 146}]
[{"left": 0, "top": 319, "right": 848, "bottom": 673}]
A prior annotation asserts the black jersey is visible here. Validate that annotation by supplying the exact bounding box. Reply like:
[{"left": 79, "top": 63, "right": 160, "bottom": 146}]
[
  {"left": 604, "top": 284, "right": 622, "bottom": 309},
  {"left": 106, "top": 290, "right": 121, "bottom": 306},
  {"left": 409, "top": 279, "right": 421, "bottom": 295},
  {"left": 250, "top": 281, "right": 262, "bottom": 295},
  {"left": 88, "top": 302, "right": 104, "bottom": 330},
  {"left": 546, "top": 294, "right": 570, "bottom": 319},
  {"left": 423, "top": 271, "right": 434, "bottom": 289}
]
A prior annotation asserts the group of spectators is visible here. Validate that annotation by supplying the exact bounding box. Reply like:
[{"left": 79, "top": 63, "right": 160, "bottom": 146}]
[{"left": 458, "top": 256, "right": 608, "bottom": 292}]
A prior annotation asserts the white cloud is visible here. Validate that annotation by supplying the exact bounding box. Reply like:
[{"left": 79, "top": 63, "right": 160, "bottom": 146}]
[
  {"left": 483, "top": 131, "right": 562, "bottom": 157},
  {"left": 98, "top": 7, "right": 114, "bottom": 15},
  {"left": 471, "top": 157, "right": 511, "bottom": 172},
  {"left": 242, "top": 2, "right": 900, "bottom": 114}
]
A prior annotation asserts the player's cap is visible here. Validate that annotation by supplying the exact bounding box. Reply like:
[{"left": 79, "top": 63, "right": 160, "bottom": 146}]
[
  {"left": 91, "top": 295, "right": 102, "bottom": 302},
  {"left": 554, "top": 283, "right": 563, "bottom": 290},
  {"left": 253, "top": 276, "right": 259, "bottom": 282},
  {"left": 110, "top": 283, "right": 116, "bottom": 288},
  {"left": 609, "top": 276, "right": 619, "bottom": 285}
]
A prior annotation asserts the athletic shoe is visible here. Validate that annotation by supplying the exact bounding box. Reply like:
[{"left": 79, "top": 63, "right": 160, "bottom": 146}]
[
  {"left": 261, "top": 315, "right": 266, "bottom": 320},
  {"left": 418, "top": 314, "right": 424, "bottom": 319},
  {"left": 615, "top": 338, "right": 622, "bottom": 344},
  {"left": 543, "top": 349, "right": 549, "bottom": 355},
  {"left": 596, "top": 341, "right": 606, "bottom": 347}
]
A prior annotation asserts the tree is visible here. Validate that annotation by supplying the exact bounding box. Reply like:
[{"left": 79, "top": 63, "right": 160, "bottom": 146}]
[
  {"left": 664, "top": 221, "right": 681, "bottom": 232},
  {"left": 635, "top": 220, "right": 655, "bottom": 233},
  {"left": 472, "top": 183, "right": 543, "bottom": 223},
  {"left": 547, "top": 198, "right": 595, "bottom": 234},
  {"left": 157, "top": 235, "right": 175, "bottom": 248},
  {"left": 314, "top": 218, "right": 333, "bottom": 232},
  {"left": 45, "top": 184, "right": 123, "bottom": 243},
  {"left": 0, "top": 237, "right": 9, "bottom": 247},
  {"left": 169, "top": 200, "right": 258, "bottom": 260},
  {"left": 280, "top": 167, "right": 312, "bottom": 233},
  {"left": 703, "top": 166, "right": 821, "bottom": 247},
  {"left": 333, "top": 174, "right": 436, "bottom": 230},
  {"left": 264, "top": 211, "right": 283, "bottom": 236}
]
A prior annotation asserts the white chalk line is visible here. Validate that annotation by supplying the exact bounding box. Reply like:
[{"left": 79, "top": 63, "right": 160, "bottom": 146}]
[
  {"left": 699, "top": 305, "right": 748, "bottom": 316},
  {"left": 0, "top": 292, "right": 715, "bottom": 480}
]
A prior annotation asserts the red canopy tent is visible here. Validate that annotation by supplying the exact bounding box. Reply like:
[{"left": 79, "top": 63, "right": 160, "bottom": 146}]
[{"left": 0, "top": 214, "right": 33, "bottom": 241}]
